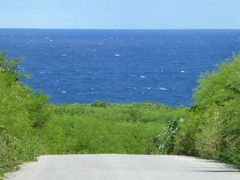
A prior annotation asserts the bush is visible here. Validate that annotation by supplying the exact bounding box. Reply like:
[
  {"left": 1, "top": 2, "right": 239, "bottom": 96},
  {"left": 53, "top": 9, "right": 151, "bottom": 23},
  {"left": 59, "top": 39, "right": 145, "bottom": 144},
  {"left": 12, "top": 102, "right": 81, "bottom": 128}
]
[
  {"left": 91, "top": 100, "right": 108, "bottom": 108},
  {"left": 160, "top": 54, "right": 240, "bottom": 167},
  {"left": 193, "top": 55, "right": 240, "bottom": 166},
  {"left": 0, "top": 53, "right": 49, "bottom": 177}
]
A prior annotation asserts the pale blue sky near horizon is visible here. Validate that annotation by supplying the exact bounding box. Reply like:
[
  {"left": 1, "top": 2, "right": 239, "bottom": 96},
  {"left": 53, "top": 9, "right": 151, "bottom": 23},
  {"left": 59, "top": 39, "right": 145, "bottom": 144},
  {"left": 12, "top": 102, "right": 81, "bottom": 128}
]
[{"left": 0, "top": 0, "right": 240, "bottom": 29}]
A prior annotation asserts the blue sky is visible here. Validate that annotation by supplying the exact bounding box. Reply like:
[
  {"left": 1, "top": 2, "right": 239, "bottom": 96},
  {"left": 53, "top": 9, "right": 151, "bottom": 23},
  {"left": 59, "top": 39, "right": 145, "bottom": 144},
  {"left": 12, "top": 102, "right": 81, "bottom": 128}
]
[{"left": 0, "top": 0, "right": 239, "bottom": 29}]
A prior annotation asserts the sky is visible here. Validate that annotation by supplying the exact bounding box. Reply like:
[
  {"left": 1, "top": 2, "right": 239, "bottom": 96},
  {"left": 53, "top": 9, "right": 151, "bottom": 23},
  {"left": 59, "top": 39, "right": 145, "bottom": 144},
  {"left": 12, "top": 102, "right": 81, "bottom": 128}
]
[{"left": 0, "top": 0, "right": 240, "bottom": 29}]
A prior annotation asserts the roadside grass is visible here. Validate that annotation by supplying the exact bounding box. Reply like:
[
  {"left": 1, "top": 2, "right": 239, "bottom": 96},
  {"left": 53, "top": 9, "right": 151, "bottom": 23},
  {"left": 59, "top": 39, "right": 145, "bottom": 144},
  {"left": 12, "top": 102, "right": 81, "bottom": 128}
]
[{"left": 44, "top": 103, "right": 184, "bottom": 154}]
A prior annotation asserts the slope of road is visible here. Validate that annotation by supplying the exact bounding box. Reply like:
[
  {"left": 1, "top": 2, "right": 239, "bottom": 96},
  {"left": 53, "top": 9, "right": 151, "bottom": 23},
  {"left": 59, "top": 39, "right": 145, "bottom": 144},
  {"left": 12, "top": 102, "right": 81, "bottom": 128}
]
[{"left": 5, "top": 155, "right": 240, "bottom": 180}]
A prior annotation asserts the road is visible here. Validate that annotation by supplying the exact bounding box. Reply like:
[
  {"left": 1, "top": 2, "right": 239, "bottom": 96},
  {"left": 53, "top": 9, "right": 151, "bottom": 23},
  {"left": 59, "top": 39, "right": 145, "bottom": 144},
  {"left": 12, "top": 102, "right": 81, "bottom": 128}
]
[{"left": 5, "top": 155, "right": 240, "bottom": 180}]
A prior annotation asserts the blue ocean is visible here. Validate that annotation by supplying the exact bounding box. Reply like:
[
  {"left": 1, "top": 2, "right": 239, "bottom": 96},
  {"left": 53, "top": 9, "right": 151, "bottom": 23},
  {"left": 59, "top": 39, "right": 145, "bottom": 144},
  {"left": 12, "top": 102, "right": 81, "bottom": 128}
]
[{"left": 0, "top": 29, "right": 240, "bottom": 106}]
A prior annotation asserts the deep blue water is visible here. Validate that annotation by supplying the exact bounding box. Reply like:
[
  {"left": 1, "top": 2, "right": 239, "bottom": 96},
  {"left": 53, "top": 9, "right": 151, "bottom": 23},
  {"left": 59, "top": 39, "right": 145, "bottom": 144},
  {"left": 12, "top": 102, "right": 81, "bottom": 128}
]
[{"left": 0, "top": 29, "right": 240, "bottom": 106}]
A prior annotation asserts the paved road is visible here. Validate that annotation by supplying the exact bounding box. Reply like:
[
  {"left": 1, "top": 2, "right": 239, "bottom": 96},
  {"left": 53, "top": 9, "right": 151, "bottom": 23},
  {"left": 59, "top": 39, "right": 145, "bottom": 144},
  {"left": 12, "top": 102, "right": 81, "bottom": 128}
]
[{"left": 5, "top": 155, "right": 240, "bottom": 180}]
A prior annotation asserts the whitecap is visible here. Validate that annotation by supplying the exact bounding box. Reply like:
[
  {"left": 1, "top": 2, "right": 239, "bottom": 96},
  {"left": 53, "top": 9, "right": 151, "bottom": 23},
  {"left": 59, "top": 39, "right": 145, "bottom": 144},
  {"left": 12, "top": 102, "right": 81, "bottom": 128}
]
[
  {"left": 62, "top": 54, "right": 67, "bottom": 57},
  {"left": 115, "top": 53, "right": 121, "bottom": 57},
  {"left": 181, "top": 70, "right": 185, "bottom": 73},
  {"left": 147, "top": 87, "right": 151, "bottom": 90},
  {"left": 158, "top": 87, "right": 168, "bottom": 91},
  {"left": 140, "top": 75, "right": 146, "bottom": 78},
  {"left": 61, "top": 91, "right": 67, "bottom": 94},
  {"left": 49, "top": 39, "right": 53, "bottom": 42}
]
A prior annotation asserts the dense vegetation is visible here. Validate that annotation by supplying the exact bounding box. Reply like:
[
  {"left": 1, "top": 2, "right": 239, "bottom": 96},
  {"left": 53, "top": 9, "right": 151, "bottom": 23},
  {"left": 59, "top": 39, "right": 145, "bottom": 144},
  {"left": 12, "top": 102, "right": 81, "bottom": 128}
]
[
  {"left": 163, "top": 55, "right": 240, "bottom": 166},
  {"left": 45, "top": 103, "right": 184, "bottom": 154},
  {"left": 0, "top": 53, "right": 240, "bottom": 178},
  {"left": 0, "top": 53, "right": 50, "bottom": 177}
]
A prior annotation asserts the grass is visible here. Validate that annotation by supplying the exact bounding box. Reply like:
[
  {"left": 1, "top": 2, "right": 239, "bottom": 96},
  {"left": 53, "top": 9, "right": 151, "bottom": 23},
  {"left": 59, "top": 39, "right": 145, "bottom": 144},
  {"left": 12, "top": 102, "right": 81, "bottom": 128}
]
[{"left": 44, "top": 103, "right": 185, "bottom": 154}]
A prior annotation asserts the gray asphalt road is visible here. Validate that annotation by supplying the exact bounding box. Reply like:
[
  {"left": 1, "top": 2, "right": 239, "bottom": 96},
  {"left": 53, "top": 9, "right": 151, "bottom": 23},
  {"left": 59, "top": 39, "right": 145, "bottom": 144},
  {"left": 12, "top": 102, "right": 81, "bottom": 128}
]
[{"left": 5, "top": 155, "right": 240, "bottom": 180}]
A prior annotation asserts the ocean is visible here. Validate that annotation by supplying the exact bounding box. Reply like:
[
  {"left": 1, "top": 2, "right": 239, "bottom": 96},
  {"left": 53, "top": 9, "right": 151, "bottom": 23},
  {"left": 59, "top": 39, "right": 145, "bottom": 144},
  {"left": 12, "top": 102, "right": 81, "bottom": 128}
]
[{"left": 0, "top": 29, "right": 240, "bottom": 106}]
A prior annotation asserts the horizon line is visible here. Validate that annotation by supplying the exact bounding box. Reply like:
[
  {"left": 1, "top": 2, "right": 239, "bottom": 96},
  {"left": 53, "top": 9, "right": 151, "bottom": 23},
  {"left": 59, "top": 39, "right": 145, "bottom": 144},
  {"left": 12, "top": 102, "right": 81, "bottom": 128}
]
[{"left": 0, "top": 28, "right": 240, "bottom": 30}]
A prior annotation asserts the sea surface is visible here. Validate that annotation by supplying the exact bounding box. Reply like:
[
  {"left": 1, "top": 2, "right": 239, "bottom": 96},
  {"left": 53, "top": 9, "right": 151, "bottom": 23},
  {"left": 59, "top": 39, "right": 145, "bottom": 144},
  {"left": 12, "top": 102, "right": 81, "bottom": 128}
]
[{"left": 0, "top": 29, "right": 240, "bottom": 106}]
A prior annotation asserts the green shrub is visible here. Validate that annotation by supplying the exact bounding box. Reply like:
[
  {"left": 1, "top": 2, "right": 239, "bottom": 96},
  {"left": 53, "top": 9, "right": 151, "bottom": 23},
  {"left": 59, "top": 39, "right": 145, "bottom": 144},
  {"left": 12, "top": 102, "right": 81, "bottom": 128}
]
[
  {"left": 0, "top": 53, "right": 49, "bottom": 177},
  {"left": 91, "top": 100, "right": 108, "bottom": 108},
  {"left": 193, "top": 55, "right": 240, "bottom": 166},
  {"left": 173, "top": 112, "right": 199, "bottom": 156},
  {"left": 194, "top": 54, "right": 240, "bottom": 109},
  {"left": 164, "top": 54, "right": 240, "bottom": 167}
]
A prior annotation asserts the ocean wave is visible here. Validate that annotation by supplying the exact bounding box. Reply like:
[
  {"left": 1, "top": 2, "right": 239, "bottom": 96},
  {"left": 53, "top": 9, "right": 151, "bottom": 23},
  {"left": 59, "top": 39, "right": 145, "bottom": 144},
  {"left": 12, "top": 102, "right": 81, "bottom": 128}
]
[{"left": 158, "top": 87, "right": 168, "bottom": 91}]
